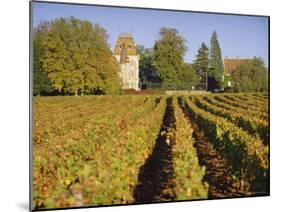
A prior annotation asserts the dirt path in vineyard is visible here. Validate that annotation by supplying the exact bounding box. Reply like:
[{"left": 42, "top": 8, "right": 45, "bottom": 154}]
[{"left": 133, "top": 97, "right": 176, "bottom": 203}]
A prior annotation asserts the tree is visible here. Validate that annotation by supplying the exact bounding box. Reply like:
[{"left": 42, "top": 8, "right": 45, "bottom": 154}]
[
  {"left": 210, "top": 31, "right": 224, "bottom": 89},
  {"left": 136, "top": 45, "right": 159, "bottom": 83},
  {"left": 179, "top": 63, "right": 199, "bottom": 90},
  {"left": 231, "top": 57, "right": 268, "bottom": 92},
  {"left": 152, "top": 27, "right": 198, "bottom": 89},
  {"left": 33, "top": 21, "right": 54, "bottom": 96},
  {"left": 41, "top": 17, "right": 122, "bottom": 95},
  {"left": 193, "top": 42, "right": 210, "bottom": 90}
]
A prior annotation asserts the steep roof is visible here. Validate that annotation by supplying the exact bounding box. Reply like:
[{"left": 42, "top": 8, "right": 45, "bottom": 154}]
[
  {"left": 119, "top": 43, "right": 129, "bottom": 64},
  {"left": 224, "top": 58, "right": 252, "bottom": 75},
  {"left": 119, "top": 33, "right": 132, "bottom": 37},
  {"left": 114, "top": 33, "right": 137, "bottom": 56}
]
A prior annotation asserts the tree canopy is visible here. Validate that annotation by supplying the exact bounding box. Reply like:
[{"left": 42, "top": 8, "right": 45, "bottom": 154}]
[
  {"left": 33, "top": 21, "right": 54, "bottom": 96},
  {"left": 33, "top": 17, "right": 267, "bottom": 94},
  {"left": 137, "top": 45, "right": 159, "bottom": 83},
  {"left": 152, "top": 28, "right": 198, "bottom": 89},
  {"left": 231, "top": 57, "right": 268, "bottom": 92},
  {"left": 40, "top": 17, "right": 122, "bottom": 95}
]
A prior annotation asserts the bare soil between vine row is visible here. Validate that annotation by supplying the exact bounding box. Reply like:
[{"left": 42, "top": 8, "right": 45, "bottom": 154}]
[
  {"left": 178, "top": 97, "right": 247, "bottom": 198},
  {"left": 133, "top": 96, "right": 247, "bottom": 203},
  {"left": 133, "top": 97, "right": 176, "bottom": 203}
]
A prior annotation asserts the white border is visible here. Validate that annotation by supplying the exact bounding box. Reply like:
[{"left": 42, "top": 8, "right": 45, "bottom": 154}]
[{"left": 0, "top": 0, "right": 280, "bottom": 212}]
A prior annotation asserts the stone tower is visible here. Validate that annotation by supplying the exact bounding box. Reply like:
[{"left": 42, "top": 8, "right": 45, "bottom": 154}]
[{"left": 114, "top": 33, "right": 140, "bottom": 90}]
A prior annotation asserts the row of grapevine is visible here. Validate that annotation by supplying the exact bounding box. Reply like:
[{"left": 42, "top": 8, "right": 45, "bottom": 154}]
[
  {"left": 250, "top": 95, "right": 269, "bottom": 102},
  {"left": 203, "top": 95, "right": 267, "bottom": 120},
  {"left": 214, "top": 95, "right": 267, "bottom": 114},
  {"left": 191, "top": 95, "right": 269, "bottom": 145},
  {"left": 33, "top": 96, "right": 166, "bottom": 208},
  {"left": 33, "top": 96, "right": 149, "bottom": 145},
  {"left": 172, "top": 97, "right": 208, "bottom": 200},
  {"left": 181, "top": 95, "right": 268, "bottom": 194},
  {"left": 79, "top": 96, "right": 167, "bottom": 206},
  {"left": 230, "top": 93, "right": 268, "bottom": 104},
  {"left": 33, "top": 93, "right": 269, "bottom": 209},
  {"left": 224, "top": 95, "right": 268, "bottom": 110},
  {"left": 253, "top": 93, "right": 268, "bottom": 100},
  {"left": 33, "top": 96, "right": 149, "bottom": 206}
]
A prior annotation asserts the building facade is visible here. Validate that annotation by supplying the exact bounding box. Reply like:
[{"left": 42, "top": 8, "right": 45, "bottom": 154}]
[{"left": 114, "top": 33, "right": 140, "bottom": 90}]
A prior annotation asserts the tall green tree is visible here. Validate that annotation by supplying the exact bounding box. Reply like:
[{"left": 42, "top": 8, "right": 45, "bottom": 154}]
[
  {"left": 231, "top": 57, "right": 268, "bottom": 92},
  {"left": 193, "top": 42, "right": 210, "bottom": 90},
  {"left": 210, "top": 31, "right": 224, "bottom": 88},
  {"left": 33, "top": 21, "right": 54, "bottom": 96},
  {"left": 152, "top": 27, "right": 198, "bottom": 89},
  {"left": 179, "top": 63, "right": 199, "bottom": 90},
  {"left": 41, "top": 17, "right": 122, "bottom": 95},
  {"left": 136, "top": 45, "right": 159, "bottom": 83}
]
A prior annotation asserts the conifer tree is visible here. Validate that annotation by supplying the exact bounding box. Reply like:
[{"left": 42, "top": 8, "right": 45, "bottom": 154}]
[
  {"left": 193, "top": 42, "right": 210, "bottom": 89},
  {"left": 210, "top": 31, "right": 224, "bottom": 88}
]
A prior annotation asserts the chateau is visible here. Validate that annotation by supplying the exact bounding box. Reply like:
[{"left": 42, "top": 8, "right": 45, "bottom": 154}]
[{"left": 114, "top": 33, "right": 140, "bottom": 90}]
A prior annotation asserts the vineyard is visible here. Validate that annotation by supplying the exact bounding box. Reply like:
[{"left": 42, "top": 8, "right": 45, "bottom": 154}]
[{"left": 32, "top": 93, "right": 269, "bottom": 209}]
